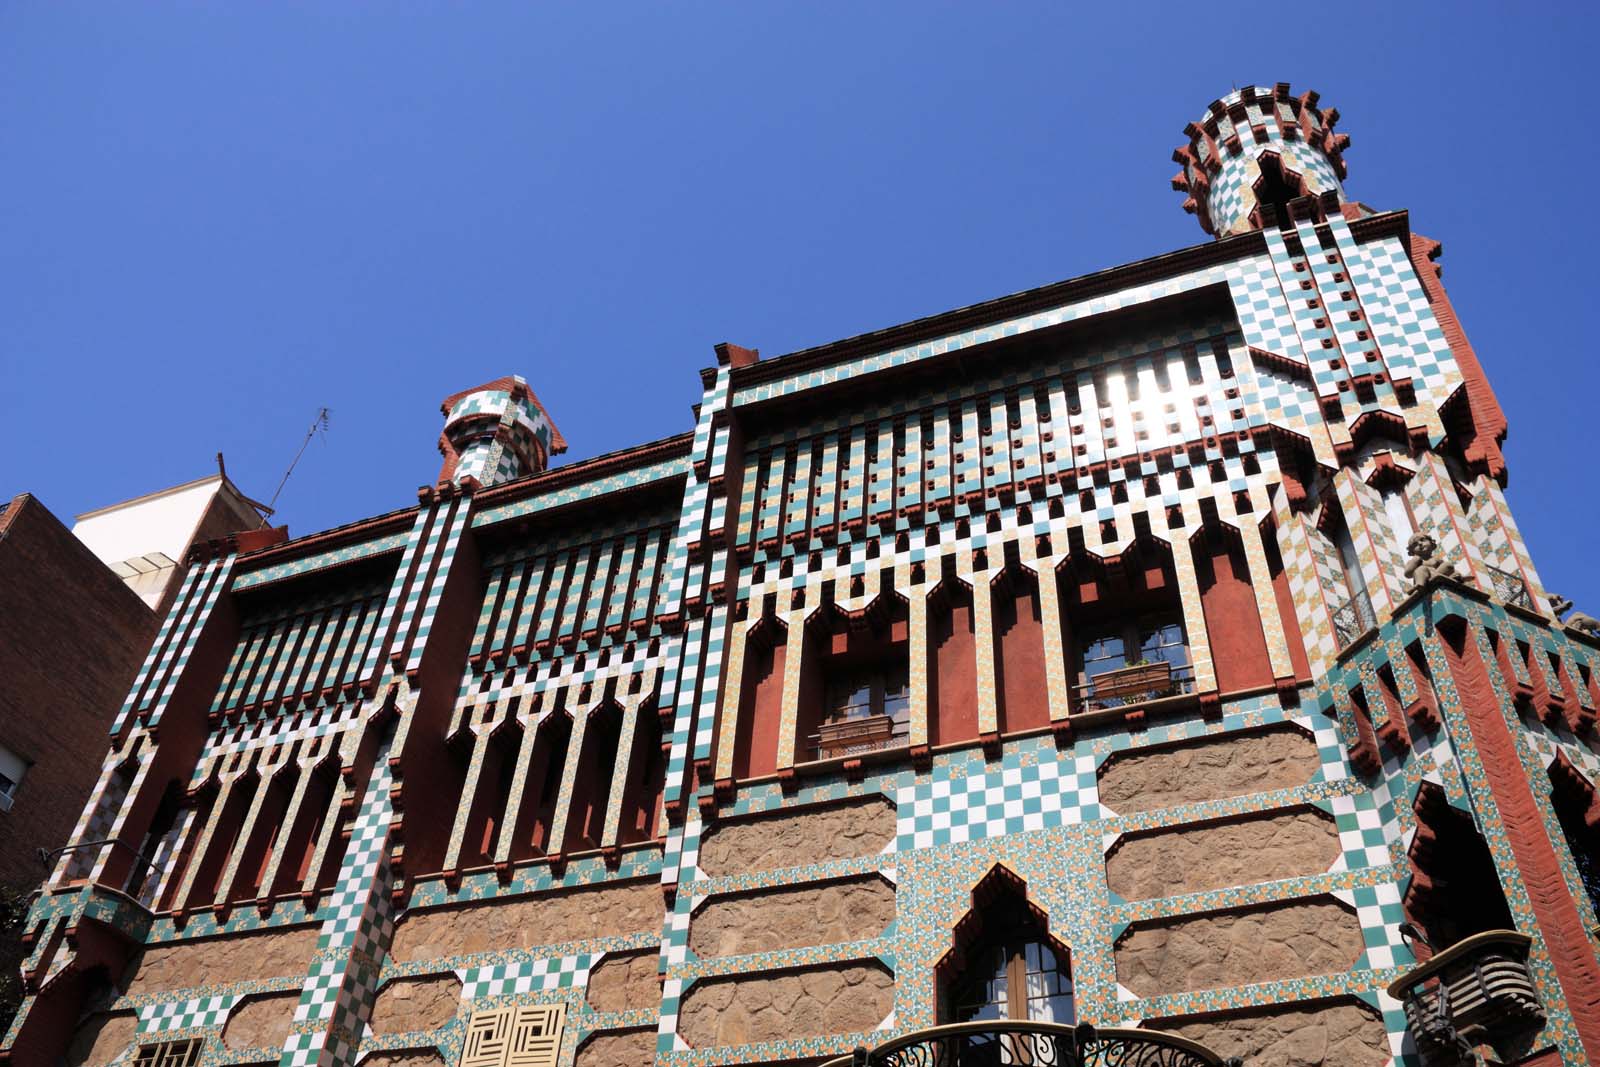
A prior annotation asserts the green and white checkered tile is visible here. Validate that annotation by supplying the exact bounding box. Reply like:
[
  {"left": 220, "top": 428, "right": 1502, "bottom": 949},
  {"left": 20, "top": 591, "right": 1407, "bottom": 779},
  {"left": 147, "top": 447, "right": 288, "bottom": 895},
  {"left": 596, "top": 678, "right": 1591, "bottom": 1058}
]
[
  {"left": 279, "top": 1028, "right": 330, "bottom": 1067},
  {"left": 1307, "top": 715, "right": 1349, "bottom": 781},
  {"left": 1329, "top": 790, "right": 1393, "bottom": 871},
  {"left": 278, "top": 744, "right": 396, "bottom": 1067},
  {"left": 138, "top": 994, "right": 238, "bottom": 1035},
  {"left": 1523, "top": 723, "right": 1600, "bottom": 782},
  {"left": 459, "top": 954, "right": 596, "bottom": 1000},
  {"left": 1339, "top": 881, "right": 1412, "bottom": 971},
  {"left": 657, "top": 976, "right": 687, "bottom": 1054},
  {"left": 896, "top": 751, "right": 1099, "bottom": 851},
  {"left": 661, "top": 895, "right": 694, "bottom": 968}
]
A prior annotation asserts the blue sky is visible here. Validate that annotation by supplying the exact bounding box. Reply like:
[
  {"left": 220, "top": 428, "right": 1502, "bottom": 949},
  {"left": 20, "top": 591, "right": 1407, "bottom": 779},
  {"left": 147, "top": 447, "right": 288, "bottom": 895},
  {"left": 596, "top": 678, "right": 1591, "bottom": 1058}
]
[{"left": 3, "top": 4, "right": 1597, "bottom": 605}]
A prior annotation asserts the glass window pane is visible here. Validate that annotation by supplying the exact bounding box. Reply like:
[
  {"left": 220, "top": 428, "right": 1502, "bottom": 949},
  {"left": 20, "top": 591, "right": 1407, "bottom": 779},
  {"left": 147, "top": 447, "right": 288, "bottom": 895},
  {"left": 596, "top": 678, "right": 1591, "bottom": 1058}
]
[
  {"left": 1382, "top": 488, "right": 1416, "bottom": 555},
  {"left": 1024, "top": 963, "right": 1049, "bottom": 1002},
  {"left": 1032, "top": 992, "right": 1076, "bottom": 1024},
  {"left": 829, "top": 674, "right": 874, "bottom": 720},
  {"left": 883, "top": 669, "right": 910, "bottom": 723},
  {"left": 1139, "top": 622, "right": 1187, "bottom": 666},
  {"left": 1083, "top": 633, "right": 1126, "bottom": 676}
]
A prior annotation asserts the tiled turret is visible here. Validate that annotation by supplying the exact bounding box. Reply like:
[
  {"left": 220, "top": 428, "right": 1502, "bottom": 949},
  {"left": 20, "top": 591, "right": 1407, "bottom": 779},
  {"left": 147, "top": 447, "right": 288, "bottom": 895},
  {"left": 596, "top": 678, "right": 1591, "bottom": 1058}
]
[
  {"left": 437, "top": 375, "right": 566, "bottom": 487},
  {"left": 1173, "top": 83, "right": 1352, "bottom": 237}
]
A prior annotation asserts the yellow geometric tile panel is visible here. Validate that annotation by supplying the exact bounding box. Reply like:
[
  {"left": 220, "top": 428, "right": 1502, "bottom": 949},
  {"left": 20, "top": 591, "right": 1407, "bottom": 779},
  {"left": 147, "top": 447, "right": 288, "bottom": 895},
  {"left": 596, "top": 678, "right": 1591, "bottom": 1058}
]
[{"left": 461, "top": 1003, "right": 566, "bottom": 1067}]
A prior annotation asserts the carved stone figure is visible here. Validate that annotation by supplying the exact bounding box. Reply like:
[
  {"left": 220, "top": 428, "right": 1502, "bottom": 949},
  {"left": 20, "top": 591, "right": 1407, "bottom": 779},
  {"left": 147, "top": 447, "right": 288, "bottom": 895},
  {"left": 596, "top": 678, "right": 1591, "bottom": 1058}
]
[
  {"left": 1404, "top": 533, "right": 1459, "bottom": 593},
  {"left": 1551, "top": 593, "right": 1600, "bottom": 637}
]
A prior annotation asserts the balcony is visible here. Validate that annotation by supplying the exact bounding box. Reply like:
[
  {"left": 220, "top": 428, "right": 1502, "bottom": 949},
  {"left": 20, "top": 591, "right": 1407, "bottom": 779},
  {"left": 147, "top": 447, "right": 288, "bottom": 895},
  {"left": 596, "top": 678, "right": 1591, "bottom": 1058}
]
[
  {"left": 1387, "top": 929, "right": 1546, "bottom": 1064},
  {"left": 812, "top": 713, "right": 908, "bottom": 760},
  {"left": 1332, "top": 589, "right": 1377, "bottom": 648},
  {"left": 819, "top": 1020, "right": 1235, "bottom": 1067},
  {"left": 1485, "top": 565, "right": 1534, "bottom": 612},
  {"left": 1071, "top": 659, "right": 1198, "bottom": 726}
]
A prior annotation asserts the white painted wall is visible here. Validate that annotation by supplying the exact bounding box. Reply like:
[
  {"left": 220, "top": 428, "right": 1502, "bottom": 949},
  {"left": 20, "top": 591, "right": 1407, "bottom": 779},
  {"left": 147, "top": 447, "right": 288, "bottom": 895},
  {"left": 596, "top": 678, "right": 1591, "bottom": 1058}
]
[{"left": 72, "top": 476, "right": 223, "bottom": 567}]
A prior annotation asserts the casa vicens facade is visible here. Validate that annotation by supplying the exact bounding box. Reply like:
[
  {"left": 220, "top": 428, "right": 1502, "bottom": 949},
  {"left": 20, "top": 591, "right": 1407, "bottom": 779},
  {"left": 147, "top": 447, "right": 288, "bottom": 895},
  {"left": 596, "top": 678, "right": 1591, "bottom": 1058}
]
[{"left": 9, "top": 84, "right": 1600, "bottom": 1067}]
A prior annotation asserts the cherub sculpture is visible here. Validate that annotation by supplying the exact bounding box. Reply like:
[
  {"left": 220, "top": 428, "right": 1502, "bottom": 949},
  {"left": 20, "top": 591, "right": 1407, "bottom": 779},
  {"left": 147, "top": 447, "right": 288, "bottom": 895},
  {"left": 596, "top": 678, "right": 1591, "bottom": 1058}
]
[{"left": 1404, "top": 533, "right": 1458, "bottom": 593}]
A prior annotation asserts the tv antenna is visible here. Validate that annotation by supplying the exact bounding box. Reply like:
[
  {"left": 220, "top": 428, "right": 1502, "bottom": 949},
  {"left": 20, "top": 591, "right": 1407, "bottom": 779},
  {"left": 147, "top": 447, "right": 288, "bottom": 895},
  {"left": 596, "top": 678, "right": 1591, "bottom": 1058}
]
[{"left": 268, "top": 407, "right": 332, "bottom": 511}]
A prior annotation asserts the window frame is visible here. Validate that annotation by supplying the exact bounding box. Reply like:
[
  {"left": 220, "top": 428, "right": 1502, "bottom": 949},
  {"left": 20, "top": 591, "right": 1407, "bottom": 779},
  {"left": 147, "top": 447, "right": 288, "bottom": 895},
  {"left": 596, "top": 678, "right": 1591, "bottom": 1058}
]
[
  {"left": 948, "top": 934, "right": 1075, "bottom": 1025},
  {"left": 1076, "top": 613, "right": 1189, "bottom": 688},
  {"left": 822, "top": 660, "right": 910, "bottom": 728},
  {"left": 0, "top": 743, "right": 28, "bottom": 812}
]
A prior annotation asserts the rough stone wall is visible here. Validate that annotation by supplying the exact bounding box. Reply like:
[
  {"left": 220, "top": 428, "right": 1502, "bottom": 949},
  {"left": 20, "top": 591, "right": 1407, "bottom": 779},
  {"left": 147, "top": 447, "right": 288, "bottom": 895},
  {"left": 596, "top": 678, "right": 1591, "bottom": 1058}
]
[
  {"left": 1097, "top": 726, "right": 1320, "bottom": 814},
  {"left": 696, "top": 797, "right": 895, "bottom": 876},
  {"left": 585, "top": 951, "right": 660, "bottom": 1014},
  {"left": 357, "top": 1051, "right": 448, "bottom": 1067},
  {"left": 689, "top": 876, "right": 895, "bottom": 958},
  {"left": 1105, "top": 809, "right": 1339, "bottom": 900},
  {"left": 1115, "top": 899, "right": 1362, "bottom": 995},
  {"left": 677, "top": 962, "right": 894, "bottom": 1049},
  {"left": 1152, "top": 998, "right": 1392, "bottom": 1067},
  {"left": 369, "top": 974, "right": 464, "bottom": 1035},
  {"left": 390, "top": 880, "right": 658, "bottom": 962},
  {"left": 64, "top": 1011, "right": 136, "bottom": 1067},
  {"left": 125, "top": 925, "right": 320, "bottom": 994},
  {"left": 222, "top": 991, "right": 302, "bottom": 1052},
  {"left": 574, "top": 1028, "right": 657, "bottom": 1067}
]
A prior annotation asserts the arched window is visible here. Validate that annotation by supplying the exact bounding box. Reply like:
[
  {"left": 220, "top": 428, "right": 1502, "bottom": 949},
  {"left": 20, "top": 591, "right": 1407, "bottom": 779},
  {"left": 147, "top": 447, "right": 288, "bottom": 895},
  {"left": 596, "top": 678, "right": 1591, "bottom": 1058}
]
[{"left": 940, "top": 870, "right": 1075, "bottom": 1025}]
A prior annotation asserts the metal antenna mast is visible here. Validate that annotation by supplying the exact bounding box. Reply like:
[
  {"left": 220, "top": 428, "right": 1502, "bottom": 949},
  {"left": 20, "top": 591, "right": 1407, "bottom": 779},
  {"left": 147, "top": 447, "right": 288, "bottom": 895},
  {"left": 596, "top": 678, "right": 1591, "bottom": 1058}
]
[{"left": 268, "top": 407, "right": 332, "bottom": 512}]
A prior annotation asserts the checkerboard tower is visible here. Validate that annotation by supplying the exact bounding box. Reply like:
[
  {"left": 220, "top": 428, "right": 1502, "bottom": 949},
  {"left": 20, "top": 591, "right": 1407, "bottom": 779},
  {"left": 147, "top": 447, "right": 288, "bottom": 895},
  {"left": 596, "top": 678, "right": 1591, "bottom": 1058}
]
[
  {"left": 437, "top": 376, "right": 567, "bottom": 487},
  {"left": 1172, "top": 84, "right": 1354, "bottom": 237}
]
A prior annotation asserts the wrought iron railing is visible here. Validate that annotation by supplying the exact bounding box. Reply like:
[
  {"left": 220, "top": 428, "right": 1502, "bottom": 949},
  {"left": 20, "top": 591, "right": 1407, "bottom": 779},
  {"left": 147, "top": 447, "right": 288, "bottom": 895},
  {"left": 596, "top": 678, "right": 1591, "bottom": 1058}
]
[
  {"left": 1484, "top": 565, "right": 1534, "bottom": 611},
  {"left": 1332, "top": 589, "right": 1377, "bottom": 648},
  {"left": 40, "top": 836, "right": 155, "bottom": 890},
  {"left": 819, "top": 1021, "right": 1236, "bottom": 1067},
  {"left": 1387, "top": 929, "right": 1544, "bottom": 1064}
]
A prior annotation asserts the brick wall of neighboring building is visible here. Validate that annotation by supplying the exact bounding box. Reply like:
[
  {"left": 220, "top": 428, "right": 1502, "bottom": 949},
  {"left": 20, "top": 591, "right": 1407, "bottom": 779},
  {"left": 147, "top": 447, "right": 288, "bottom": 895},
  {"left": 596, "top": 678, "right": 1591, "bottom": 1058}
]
[{"left": 0, "top": 494, "right": 155, "bottom": 886}]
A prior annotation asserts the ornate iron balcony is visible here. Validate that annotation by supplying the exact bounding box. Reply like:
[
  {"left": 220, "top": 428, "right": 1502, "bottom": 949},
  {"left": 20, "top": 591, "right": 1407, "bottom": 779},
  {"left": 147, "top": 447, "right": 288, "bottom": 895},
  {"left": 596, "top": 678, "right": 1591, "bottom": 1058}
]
[
  {"left": 1484, "top": 565, "right": 1534, "bottom": 611},
  {"left": 1332, "top": 589, "right": 1377, "bottom": 648},
  {"left": 1387, "top": 929, "right": 1545, "bottom": 1064},
  {"left": 819, "top": 1021, "right": 1236, "bottom": 1067}
]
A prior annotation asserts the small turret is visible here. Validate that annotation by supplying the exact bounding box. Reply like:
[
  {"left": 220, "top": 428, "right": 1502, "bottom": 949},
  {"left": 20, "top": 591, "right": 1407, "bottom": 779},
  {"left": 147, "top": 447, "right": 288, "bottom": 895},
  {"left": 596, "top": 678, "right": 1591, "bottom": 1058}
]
[
  {"left": 1172, "top": 84, "right": 1354, "bottom": 238},
  {"left": 436, "top": 375, "right": 566, "bottom": 487}
]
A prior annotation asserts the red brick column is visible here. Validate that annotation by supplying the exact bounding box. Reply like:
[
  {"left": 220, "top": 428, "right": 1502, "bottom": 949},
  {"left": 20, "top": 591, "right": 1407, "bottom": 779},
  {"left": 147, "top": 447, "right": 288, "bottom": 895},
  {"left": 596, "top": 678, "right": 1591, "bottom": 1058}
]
[{"left": 1438, "top": 615, "right": 1600, "bottom": 1058}]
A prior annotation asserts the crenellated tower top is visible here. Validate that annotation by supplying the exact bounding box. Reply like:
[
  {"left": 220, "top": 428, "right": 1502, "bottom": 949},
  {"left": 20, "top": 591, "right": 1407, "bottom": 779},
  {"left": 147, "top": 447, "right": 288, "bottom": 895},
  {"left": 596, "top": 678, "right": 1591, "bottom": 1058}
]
[
  {"left": 1172, "top": 83, "right": 1353, "bottom": 238},
  {"left": 436, "top": 375, "right": 566, "bottom": 487}
]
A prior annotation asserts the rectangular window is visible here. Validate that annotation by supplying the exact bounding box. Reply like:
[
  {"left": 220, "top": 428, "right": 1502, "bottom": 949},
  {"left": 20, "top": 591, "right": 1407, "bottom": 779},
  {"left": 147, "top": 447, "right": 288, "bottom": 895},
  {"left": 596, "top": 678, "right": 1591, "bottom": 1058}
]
[
  {"left": 823, "top": 662, "right": 910, "bottom": 728},
  {"left": 1081, "top": 632, "right": 1127, "bottom": 679},
  {"left": 1078, "top": 617, "right": 1191, "bottom": 709},
  {"left": 0, "top": 744, "right": 28, "bottom": 812},
  {"left": 1380, "top": 485, "right": 1417, "bottom": 566},
  {"left": 815, "top": 654, "right": 911, "bottom": 760},
  {"left": 1138, "top": 621, "right": 1188, "bottom": 669}
]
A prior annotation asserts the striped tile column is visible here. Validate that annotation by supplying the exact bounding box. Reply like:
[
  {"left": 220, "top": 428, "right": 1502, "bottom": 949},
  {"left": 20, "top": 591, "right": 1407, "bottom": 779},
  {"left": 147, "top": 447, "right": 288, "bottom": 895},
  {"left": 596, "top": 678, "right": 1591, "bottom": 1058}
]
[{"left": 277, "top": 736, "right": 397, "bottom": 1067}]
